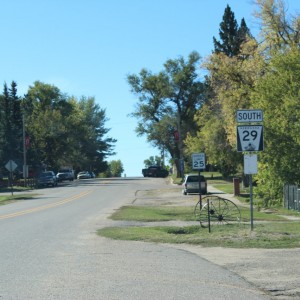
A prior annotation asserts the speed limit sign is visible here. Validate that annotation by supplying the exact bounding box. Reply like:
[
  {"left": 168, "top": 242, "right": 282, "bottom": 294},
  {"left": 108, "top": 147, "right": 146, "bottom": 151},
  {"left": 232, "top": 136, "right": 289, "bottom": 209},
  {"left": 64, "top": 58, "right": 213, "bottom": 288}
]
[
  {"left": 192, "top": 153, "right": 205, "bottom": 170},
  {"left": 237, "top": 125, "right": 264, "bottom": 152}
]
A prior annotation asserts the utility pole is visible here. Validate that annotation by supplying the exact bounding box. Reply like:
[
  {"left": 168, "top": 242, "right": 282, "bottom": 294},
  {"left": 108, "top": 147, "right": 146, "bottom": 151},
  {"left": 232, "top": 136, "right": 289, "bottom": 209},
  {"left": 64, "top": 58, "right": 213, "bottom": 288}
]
[
  {"left": 22, "top": 114, "right": 27, "bottom": 186},
  {"left": 177, "top": 113, "right": 184, "bottom": 179}
]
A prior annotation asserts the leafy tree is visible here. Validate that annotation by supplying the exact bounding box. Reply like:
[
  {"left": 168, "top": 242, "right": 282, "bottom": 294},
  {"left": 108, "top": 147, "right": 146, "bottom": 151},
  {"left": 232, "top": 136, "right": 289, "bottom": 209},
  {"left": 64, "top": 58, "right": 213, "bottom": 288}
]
[
  {"left": 22, "top": 81, "right": 116, "bottom": 174},
  {"left": 251, "top": 48, "right": 300, "bottom": 205},
  {"left": 127, "top": 52, "right": 205, "bottom": 177},
  {"left": 22, "top": 81, "right": 73, "bottom": 171},
  {"left": 185, "top": 37, "right": 262, "bottom": 177},
  {"left": 75, "top": 97, "right": 116, "bottom": 172},
  {"left": 107, "top": 160, "right": 124, "bottom": 177},
  {"left": 254, "top": 0, "right": 300, "bottom": 53},
  {"left": 184, "top": 5, "right": 256, "bottom": 177},
  {"left": 143, "top": 156, "right": 163, "bottom": 168}
]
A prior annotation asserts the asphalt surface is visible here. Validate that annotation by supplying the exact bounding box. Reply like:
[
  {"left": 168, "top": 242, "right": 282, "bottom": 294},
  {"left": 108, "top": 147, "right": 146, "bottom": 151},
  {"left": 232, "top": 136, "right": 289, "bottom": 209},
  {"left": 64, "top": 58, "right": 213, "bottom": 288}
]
[{"left": 0, "top": 178, "right": 295, "bottom": 299}]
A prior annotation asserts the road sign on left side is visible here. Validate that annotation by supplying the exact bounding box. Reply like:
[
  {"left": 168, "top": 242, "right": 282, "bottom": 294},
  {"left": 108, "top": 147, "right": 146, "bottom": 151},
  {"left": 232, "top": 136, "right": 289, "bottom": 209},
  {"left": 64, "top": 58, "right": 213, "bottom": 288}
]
[{"left": 5, "top": 160, "right": 18, "bottom": 172}]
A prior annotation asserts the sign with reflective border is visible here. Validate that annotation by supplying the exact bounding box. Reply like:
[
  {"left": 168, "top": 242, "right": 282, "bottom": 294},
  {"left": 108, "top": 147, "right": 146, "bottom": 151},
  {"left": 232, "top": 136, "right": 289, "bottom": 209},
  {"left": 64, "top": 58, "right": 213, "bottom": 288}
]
[
  {"left": 192, "top": 153, "right": 205, "bottom": 170},
  {"left": 237, "top": 125, "right": 264, "bottom": 152},
  {"left": 236, "top": 109, "right": 263, "bottom": 123}
]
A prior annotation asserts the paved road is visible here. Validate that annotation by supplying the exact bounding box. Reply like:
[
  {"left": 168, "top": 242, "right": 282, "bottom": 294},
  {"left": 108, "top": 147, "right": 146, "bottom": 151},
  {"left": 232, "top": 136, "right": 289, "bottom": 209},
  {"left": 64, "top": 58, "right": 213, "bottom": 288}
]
[{"left": 0, "top": 178, "right": 270, "bottom": 299}]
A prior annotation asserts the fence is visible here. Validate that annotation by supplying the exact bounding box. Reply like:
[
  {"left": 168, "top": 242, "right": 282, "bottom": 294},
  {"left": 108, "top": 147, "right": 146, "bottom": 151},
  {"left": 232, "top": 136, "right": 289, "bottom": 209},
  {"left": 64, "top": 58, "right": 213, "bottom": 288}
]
[{"left": 283, "top": 185, "right": 300, "bottom": 211}]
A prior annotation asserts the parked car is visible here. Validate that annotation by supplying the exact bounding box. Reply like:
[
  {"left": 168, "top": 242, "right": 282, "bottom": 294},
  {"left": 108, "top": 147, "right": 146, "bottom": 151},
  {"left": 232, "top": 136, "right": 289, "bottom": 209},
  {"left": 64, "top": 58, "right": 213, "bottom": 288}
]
[
  {"left": 182, "top": 174, "right": 207, "bottom": 195},
  {"left": 89, "top": 172, "right": 96, "bottom": 178},
  {"left": 37, "top": 171, "right": 58, "bottom": 187},
  {"left": 56, "top": 168, "right": 74, "bottom": 182},
  {"left": 77, "top": 171, "right": 91, "bottom": 179}
]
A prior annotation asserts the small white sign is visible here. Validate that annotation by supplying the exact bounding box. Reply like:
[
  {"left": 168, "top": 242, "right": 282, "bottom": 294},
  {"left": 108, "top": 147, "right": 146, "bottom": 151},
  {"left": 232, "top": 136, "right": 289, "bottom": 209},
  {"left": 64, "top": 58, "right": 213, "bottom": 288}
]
[
  {"left": 192, "top": 153, "right": 205, "bottom": 170},
  {"left": 236, "top": 109, "right": 263, "bottom": 123},
  {"left": 237, "top": 125, "right": 264, "bottom": 152},
  {"left": 244, "top": 154, "right": 258, "bottom": 174}
]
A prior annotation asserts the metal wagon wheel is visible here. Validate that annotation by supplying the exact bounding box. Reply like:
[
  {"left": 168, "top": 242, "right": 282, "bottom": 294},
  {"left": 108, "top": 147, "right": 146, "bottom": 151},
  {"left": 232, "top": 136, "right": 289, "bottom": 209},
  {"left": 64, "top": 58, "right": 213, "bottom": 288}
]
[{"left": 194, "top": 196, "right": 241, "bottom": 228}]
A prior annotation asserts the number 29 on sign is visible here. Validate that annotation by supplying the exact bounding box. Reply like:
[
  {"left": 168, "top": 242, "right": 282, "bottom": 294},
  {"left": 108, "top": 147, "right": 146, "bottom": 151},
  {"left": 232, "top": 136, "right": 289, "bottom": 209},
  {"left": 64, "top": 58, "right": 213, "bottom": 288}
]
[{"left": 192, "top": 153, "right": 205, "bottom": 170}]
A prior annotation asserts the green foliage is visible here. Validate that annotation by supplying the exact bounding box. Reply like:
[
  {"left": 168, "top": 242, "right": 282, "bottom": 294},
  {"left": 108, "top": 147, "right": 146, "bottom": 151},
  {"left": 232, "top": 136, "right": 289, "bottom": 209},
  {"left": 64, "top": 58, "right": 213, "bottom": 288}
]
[
  {"left": 213, "top": 5, "right": 252, "bottom": 57},
  {"left": 0, "top": 82, "right": 23, "bottom": 171},
  {"left": 0, "top": 81, "right": 116, "bottom": 175},
  {"left": 107, "top": 160, "right": 124, "bottom": 177},
  {"left": 251, "top": 48, "right": 300, "bottom": 204},
  {"left": 99, "top": 203, "right": 300, "bottom": 248},
  {"left": 98, "top": 222, "right": 300, "bottom": 248},
  {"left": 110, "top": 205, "right": 197, "bottom": 222},
  {"left": 143, "top": 156, "right": 163, "bottom": 168},
  {"left": 127, "top": 52, "right": 205, "bottom": 177}
]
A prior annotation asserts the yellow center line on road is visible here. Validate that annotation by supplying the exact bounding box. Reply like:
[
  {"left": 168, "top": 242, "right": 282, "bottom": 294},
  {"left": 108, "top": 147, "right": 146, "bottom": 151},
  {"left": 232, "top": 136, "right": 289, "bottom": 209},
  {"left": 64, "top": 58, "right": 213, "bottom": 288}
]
[{"left": 0, "top": 190, "right": 93, "bottom": 220}]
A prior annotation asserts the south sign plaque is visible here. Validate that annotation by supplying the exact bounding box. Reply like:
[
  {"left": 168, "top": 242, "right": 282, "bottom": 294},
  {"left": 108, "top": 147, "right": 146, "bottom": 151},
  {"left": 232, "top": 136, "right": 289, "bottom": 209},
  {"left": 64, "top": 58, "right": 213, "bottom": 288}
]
[{"left": 236, "top": 109, "right": 263, "bottom": 123}]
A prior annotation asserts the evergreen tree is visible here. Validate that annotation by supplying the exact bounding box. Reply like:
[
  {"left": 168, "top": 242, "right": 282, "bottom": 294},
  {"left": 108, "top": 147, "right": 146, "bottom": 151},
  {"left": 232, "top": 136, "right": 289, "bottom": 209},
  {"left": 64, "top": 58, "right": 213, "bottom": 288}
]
[
  {"left": 0, "top": 82, "right": 23, "bottom": 170},
  {"left": 237, "top": 18, "right": 252, "bottom": 45},
  {"left": 213, "top": 5, "right": 251, "bottom": 57},
  {"left": 9, "top": 81, "right": 23, "bottom": 163}
]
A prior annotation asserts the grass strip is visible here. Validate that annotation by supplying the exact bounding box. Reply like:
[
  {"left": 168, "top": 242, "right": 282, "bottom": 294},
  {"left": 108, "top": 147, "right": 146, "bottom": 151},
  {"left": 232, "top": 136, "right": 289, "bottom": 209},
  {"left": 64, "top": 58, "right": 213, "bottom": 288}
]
[
  {"left": 0, "top": 194, "right": 36, "bottom": 205},
  {"left": 98, "top": 222, "right": 300, "bottom": 249},
  {"left": 98, "top": 204, "right": 300, "bottom": 248},
  {"left": 111, "top": 205, "right": 289, "bottom": 222}
]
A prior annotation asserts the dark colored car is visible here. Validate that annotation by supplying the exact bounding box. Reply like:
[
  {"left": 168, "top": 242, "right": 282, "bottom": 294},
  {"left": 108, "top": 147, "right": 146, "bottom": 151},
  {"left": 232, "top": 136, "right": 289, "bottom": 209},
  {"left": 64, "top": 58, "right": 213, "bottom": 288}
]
[
  {"left": 37, "top": 171, "right": 58, "bottom": 187},
  {"left": 182, "top": 174, "right": 207, "bottom": 195},
  {"left": 142, "top": 166, "right": 169, "bottom": 178},
  {"left": 89, "top": 172, "right": 96, "bottom": 178}
]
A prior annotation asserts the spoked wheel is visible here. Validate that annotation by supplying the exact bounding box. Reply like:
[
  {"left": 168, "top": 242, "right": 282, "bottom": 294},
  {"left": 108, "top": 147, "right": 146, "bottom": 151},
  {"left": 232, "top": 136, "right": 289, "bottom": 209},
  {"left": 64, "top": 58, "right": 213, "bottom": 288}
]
[{"left": 195, "top": 196, "right": 241, "bottom": 228}]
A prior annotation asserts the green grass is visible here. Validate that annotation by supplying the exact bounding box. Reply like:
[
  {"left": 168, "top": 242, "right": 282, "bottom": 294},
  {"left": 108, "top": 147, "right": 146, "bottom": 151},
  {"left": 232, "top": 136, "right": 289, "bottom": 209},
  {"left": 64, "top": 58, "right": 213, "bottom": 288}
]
[
  {"left": 0, "top": 194, "right": 36, "bottom": 205},
  {"left": 97, "top": 203, "right": 300, "bottom": 248},
  {"left": 98, "top": 222, "right": 300, "bottom": 248},
  {"left": 211, "top": 183, "right": 234, "bottom": 194},
  {"left": 111, "top": 205, "right": 289, "bottom": 223},
  {"left": 111, "top": 205, "right": 195, "bottom": 222}
]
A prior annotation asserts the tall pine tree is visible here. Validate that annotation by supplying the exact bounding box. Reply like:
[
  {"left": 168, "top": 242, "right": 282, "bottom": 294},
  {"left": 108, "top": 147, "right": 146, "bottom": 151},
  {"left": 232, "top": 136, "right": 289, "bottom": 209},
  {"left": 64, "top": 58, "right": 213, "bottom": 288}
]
[
  {"left": 213, "top": 5, "right": 252, "bottom": 57},
  {"left": 0, "top": 82, "right": 23, "bottom": 167}
]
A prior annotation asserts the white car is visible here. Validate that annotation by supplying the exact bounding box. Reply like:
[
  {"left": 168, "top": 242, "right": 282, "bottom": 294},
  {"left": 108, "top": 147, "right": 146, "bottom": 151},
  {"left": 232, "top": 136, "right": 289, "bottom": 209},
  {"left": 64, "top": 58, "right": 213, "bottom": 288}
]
[
  {"left": 182, "top": 174, "right": 207, "bottom": 195},
  {"left": 77, "top": 171, "right": 91, "bottom": 179}
]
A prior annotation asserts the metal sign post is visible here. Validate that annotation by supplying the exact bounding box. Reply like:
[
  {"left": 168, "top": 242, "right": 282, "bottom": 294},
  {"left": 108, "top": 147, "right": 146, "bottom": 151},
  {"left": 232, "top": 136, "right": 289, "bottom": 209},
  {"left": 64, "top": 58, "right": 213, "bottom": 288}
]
[
  {"left": 244, "top": 154, "right": 257, "bottom": 230},
  {"left": 5, "top": 160, "right": 18, "bottom": 196},
  {"left": 236, "top": 109, "right": 263, "bottom": 231}
]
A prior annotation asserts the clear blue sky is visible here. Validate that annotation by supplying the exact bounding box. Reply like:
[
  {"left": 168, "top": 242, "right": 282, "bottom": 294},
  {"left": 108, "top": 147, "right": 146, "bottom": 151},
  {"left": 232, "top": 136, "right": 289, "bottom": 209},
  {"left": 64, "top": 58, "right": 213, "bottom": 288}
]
[{"left": 0, "top": 0, "right": 299, "bottom": 176}]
